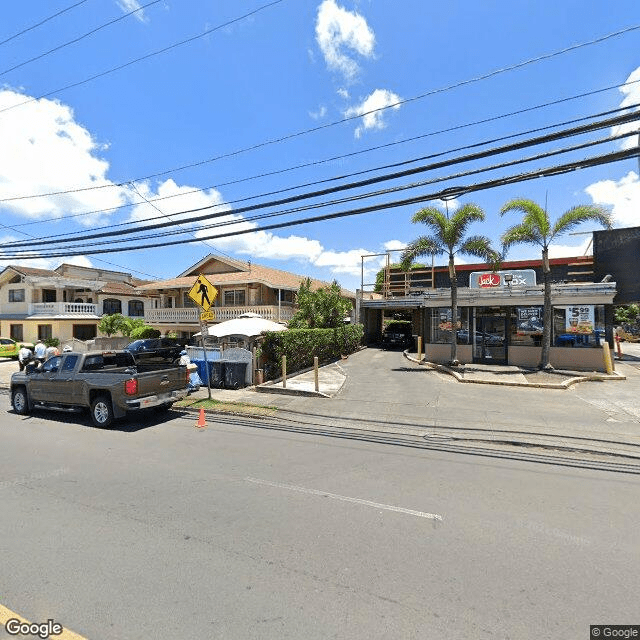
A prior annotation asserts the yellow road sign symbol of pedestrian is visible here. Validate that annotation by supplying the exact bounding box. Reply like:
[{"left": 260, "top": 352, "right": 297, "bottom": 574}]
[{"left": 188, "top": 274, "right": 218, "bottom": 312}]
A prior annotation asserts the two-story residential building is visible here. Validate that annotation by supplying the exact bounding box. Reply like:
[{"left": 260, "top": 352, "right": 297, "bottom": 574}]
[
  {"left": 140, "top": 254, "right": 356, "bottom": 338},
  {"left": 0, "top": 263, "right": 151, "bottom": 343}
]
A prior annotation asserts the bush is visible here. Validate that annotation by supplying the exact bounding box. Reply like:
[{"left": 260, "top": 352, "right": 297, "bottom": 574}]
[
  {"left": 260, "top": 324, "right": 364, "bottom": 380},
  {"left": 44, "top": 337, "right": 60, "bottom": 348},
  {"left": 129, "top": 325, "right": 161, "bottom": 339}
]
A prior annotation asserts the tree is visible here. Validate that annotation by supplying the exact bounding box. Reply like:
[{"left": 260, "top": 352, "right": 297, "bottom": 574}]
[
  {"left": 98, "top": 313, "right": 127, "bottom": 337},
  {"left": 500, "top": 199, "right": 612, "bottom": 370},
  {"left": 289, "top": 278, "right": 353, "bottom": 329},
  {"left": 400, "top": 203, "right": 499, "bottom": 365},
  {"left": 120, "top": 317, "right": 145, "bottom": 338}
]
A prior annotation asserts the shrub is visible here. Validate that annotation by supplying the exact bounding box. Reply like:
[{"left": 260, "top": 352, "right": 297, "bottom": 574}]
[
  {"left": 260, "top": 324, "right": 364, "bottom": 380},
  {"left": 44, "top": 337, "right": 60, "bottom": 348},
  {"left": 129, "top": 325, "right": 161, "bottom": 339}
]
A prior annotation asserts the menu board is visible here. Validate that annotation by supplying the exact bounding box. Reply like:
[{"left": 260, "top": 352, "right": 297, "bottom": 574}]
[{"left": 565, "top": 306, "right": 594, "bottom": 334}]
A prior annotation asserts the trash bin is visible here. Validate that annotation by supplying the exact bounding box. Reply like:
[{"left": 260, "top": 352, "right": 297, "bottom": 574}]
[
  {"left": 193, "top": 359, "right": 207, "bottom": 383},
  {"left": 223, "top": 361, "right": 248, "bottom": 389},
  {"left": 208, "top": 361, "right": 225, "bottom": 388}
]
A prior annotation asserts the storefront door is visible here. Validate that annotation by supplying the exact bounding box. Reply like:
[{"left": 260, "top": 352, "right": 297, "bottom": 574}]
[{"left": 474, "top": 310, "right": 507, "bottom": 364}]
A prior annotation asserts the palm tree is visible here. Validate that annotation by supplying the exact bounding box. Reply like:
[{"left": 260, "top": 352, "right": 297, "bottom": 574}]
[
  {"left": 400, "top": 203, "right": 499, "bottom": 365},
  {"left": 500, "top": 199, "right": 612, "bottom": 370}
]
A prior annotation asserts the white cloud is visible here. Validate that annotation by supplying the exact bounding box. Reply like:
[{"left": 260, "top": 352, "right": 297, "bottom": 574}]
[
  {"left": 548, "top": 237, "right": 594, "bottom": 259},
  {"left": 612, "top": 66, "right": 640, "bottom": 149},
  {"left": 337, "top": 88, "right": 350, "bottom": 100},
  {"left": 116, "top": 0, "right": 148, "bottom": 23},
  {"left": 585, "top": 170, "right": 640, "bottom": 228},
  {"left": 309, "top": 105, "right": 327, "bottom": 120},
  {"left": 0, "top": 89, "right": 129, "bottom": 226},
  {"left": 315, "top": 0, "right": 375, "bottom": 81},
  {"left": 344, "top": 89, "right": 402, "bottom": 138},
  {"left": 128, "top": 178, "right": 230, "bottom": 226}
]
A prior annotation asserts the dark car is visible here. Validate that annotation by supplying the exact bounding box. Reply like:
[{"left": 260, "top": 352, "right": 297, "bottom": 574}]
[
  {"left": 124, "top": 338, "right": 183, "bottom": 364},
  {"left": 382, "top": 322, "right": 414, "bottom": 350}
]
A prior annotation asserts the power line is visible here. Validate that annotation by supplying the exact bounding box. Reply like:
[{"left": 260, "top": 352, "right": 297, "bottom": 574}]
[
  {"left": 0, "top": 0, "right": 163, "bottom": 78},
  {"left": 0, "top": 0, "right": 91, "bottom": 47},
  {"left": 3, "top": 74, "right": 639, "bottom": 211},
  {"left": 7, "top": 147, "right": 638, "bottom": 261},
  {"left": 5, "top": 108, "right": 638, "bottom": 250},
  {"left": 5, "top": 128, "right": 635, "bottom": 256},
  {"left": 0, "top": 0, "right": 285, "bottom": 116}
]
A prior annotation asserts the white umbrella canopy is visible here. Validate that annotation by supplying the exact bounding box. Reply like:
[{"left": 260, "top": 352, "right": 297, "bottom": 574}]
[{"left": 199, "top": 316, "right": 287, "bottom": 339}]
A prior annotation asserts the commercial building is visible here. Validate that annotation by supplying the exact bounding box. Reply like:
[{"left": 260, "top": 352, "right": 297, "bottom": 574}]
[{"left": 359, "top": 250, "right": 618, "bottom": 371}]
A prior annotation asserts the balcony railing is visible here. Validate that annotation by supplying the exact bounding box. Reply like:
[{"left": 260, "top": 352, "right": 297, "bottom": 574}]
[
  {"left": 145, "top": 305, "right": 294, "bottom": 325},
  {"left": 29, "top": 302, "right": 98, "bottom": 315}
]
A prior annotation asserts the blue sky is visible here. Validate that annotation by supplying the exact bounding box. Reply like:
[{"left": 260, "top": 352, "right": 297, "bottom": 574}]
[{"left": 1, "top": 0, "right": 639, "bottom": 293}]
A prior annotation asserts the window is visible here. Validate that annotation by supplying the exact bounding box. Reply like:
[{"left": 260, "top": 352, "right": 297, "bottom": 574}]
[
  {"left": 510, "top": 306, "right": 544, "bottom": 347},
  {"left": 102, "top": 298, "right": 122, "bottom": 315},
  {"left": 429, "top": 307, "right": 469, "bottom": 344},
  {"left": 10, "top": 325, "right": 23, "bottom": 341},
  {"left": 73, "top": 324, "right": 97, "bottom": 340},
  {"left": 42, "top": 356, "right": 62, "bottom": 373},
  {"left": 62, "top": 356, "right": 78, "bottom": 372},
  {"left": 8, "top": 289, "right": 25, "bottom": 302},
  {"left": 38, "top": 325, "right": 52, "bottom": 340},
  {"left": 128, "top": 300, "right": 144, "bottom": 316},
  {"left": 552, "top": 305, "right": 603, "bottom": 348},
  {"left": 223, "top": 289, "right": 246, "bottom": 306},
  {"left": 42, "top": 289, "right": 57, "bottom": 303}
]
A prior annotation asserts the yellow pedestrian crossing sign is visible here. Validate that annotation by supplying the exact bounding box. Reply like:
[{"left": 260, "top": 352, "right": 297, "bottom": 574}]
[{"left": 188, "top": 274, "right": 218, "bottom": 312}]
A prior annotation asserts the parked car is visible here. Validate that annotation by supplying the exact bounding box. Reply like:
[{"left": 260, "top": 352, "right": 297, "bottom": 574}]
[
  {"left": 124, "top": 338, "right": 183, "bottom": 365},
  {"left": 382, "top": 322, "right": 414, "bottom": 350},
  {"left": 10, "top": 350, "right": 189, "bottom": 428},
  {"left": 0, "top": 337, "right": 35, "bottom": 359}
]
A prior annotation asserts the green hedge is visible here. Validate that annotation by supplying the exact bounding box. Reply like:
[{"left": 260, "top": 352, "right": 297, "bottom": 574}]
[{"left": 261, "top": 324, "right": 364, "bottom": 380}]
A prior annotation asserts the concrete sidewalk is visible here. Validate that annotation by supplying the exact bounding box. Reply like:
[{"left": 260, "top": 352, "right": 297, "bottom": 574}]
[{"left": 2, "top": 344, "right": 639, "bottom": 460}]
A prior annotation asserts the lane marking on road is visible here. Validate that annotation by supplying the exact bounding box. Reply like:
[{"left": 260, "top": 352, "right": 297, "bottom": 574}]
[
  {"left": 245, "top": 477, "right": 443, "bottom": 522},
  {"left": 0, "top": 603, "right": 88, "bottom": 640}
]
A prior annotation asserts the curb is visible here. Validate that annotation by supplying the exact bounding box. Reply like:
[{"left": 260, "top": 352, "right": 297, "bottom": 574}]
[{"left": 403, "top": 352, "right": 626, "bottom": 388}]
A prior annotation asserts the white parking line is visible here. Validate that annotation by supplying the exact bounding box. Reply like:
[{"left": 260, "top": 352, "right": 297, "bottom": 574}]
[{"left": 245, "top": 477, "right": 443, "bottom": 522}]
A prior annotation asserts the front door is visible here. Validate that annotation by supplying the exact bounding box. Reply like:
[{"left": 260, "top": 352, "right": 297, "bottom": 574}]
[{"left": 474, "top": 311, "right": 507, "bottom": 364}]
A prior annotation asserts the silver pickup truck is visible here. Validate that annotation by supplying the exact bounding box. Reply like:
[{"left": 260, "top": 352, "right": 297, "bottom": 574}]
[{"left": 10, "top": 350, "right": 189, "bottom": 428}]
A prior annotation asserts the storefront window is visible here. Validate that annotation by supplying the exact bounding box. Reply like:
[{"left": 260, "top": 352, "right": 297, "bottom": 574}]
[
  {"left": 430, "top": 307, "right": 469, "bottom": 344},
  {"left": 510, "top": 306, "right": 544, "bottom": 347},
  {"left": 552, "top": 305, "right": 603, "bottom": 347}
]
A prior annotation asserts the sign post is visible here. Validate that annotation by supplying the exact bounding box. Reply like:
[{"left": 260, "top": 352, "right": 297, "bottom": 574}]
[{"left": 188, "top": 275, "right": 218, "bottom": 400}]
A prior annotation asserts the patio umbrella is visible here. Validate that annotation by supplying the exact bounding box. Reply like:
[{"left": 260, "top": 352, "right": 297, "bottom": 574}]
[{"left": 195, "top": 316, "right": 287, "bottom": 338}]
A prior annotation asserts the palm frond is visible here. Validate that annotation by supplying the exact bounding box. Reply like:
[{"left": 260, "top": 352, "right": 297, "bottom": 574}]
[
  {"left": 550, "top": 204, "right": 613, "bottom": 238},
  {"left": 399, "top": 235, "right": 444, "bottom": 271},
  {"left": 411, "top": 207, "right": 449, "bottom": 238},
  {"left": 501, "top": 198, "right": 550, "bottom": 237},
  {"left": 458, "top": 235, "right": 500, "bottom": 264},
  {"left": 500, "top": 223, "right": 543, "bottom": 253},
  {"left": 448, "top": 203, "right": 485, "bottom": 246}
]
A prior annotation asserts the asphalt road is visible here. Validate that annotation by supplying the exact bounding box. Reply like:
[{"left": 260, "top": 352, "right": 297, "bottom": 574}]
[{"left": 1, "top": 403, "right": 639, "bottom": 640}]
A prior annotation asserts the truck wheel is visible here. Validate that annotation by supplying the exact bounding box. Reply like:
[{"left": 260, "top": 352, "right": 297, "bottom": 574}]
[
  {"left": 91, "top": 395, "right": 114, "bottom": 428},
  {"left": 12, "top": 387, "right": 29, "bottom": 415}
]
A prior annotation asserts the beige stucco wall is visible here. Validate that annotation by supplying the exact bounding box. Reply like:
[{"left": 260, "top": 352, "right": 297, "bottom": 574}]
[
  {"left": 509, "top": 346, "right": 605, "bottom": 371},
  {"left": 1, "top": 319, "right": 98, "bottom": 343},
  {"left": 425, "top": 343, "right": 472, "bottom": 363}
]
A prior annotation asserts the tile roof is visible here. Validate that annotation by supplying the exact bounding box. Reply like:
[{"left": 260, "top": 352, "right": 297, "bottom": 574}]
[
  {"left": 2, "top": 265, "right": 57, "bottom": 277},
  {"left": 139, "top": 262, "right": 355, "bottom": 298},
  {"left": 95, "top": 281, "right": 142, "bottom": 295}
]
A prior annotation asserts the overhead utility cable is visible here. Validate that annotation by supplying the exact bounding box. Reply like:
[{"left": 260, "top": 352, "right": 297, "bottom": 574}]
[
  {"left": 8, "top": 147, "right": 639, "bottom": 261},
  {"left": 0, "top": 0, "right": 163, "bottom": 78},
  {"left": 17, "top": 99, "right": 640, "bottom": 233},
  {"left": 4, "top": 129, "right": 634, "bottom": 256},
  {"left": 0, "top": 0, "right": 285, "bottom": 115},
  {"left": 0, "top": 0, "right": 91, "bottom": 47},
  {"left": 5, "top": 109, "right": 638, "bottom": 250},
  {"left": 3, "top": 75, "right": 639, "bottom": 208}
]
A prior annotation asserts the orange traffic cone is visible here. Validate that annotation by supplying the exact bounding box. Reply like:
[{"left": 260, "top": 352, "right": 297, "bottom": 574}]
[{"left": 195, "top": 407, "right": 206, "bottom": 429}]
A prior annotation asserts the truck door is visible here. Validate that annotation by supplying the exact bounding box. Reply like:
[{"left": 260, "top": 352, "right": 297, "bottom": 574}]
[{"left": 28, "top": 356, "right": 64, "bottom": 402}]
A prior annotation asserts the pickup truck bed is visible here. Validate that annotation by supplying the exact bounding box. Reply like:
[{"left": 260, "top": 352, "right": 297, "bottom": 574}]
[{"left": 10, "top": 350, "right": 189, "bottom": 427}]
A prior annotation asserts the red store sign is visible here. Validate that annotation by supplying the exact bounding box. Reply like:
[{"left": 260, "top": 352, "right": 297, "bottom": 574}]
[{"left": 477, "top": 273, "right": 501, "bottom": 288}]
